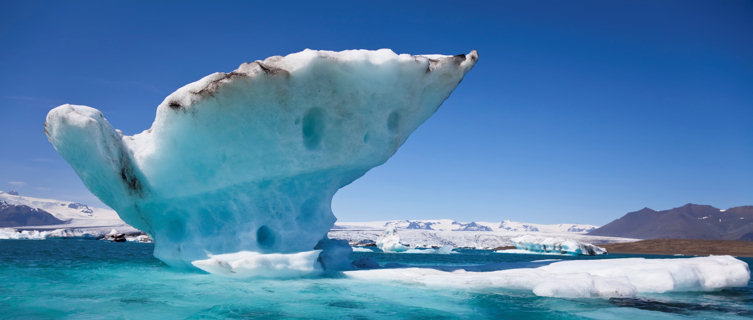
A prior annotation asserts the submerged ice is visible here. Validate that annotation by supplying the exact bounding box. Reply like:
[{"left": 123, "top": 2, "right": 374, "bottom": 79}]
[{"left": 45, "top": 49, "right": 478, "bottom": 268}]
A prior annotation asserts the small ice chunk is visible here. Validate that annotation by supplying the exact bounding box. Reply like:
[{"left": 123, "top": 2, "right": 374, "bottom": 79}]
[
  {"left": 376, "top": 224, "right": 407, "bottom": 253},
  {"left": 192, "top": 250, "right": 323, "bottom": 278}
]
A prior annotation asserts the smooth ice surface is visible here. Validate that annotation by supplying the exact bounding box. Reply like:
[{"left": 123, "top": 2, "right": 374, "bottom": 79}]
[
  {"left": 345, "top": 255, "right": 751, "bottom": 298},
  {"left": 44, "top": 49, "right": 477, "bottom": 267},
  {"left": 509, "top": 235, "right": 607, "bottom": 255}
]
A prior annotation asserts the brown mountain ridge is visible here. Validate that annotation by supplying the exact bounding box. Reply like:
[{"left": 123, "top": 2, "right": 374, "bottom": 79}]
[{"left": 589, "top": 204, "right": 753, "bottom": 241}]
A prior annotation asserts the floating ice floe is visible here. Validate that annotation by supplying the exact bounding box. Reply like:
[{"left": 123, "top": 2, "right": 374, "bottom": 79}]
[
  {"left": 375, "top": 226, "right": 454, "bottom": 254},
  {"left": 45, "top": 49, "right": 477, "bottom": 269},
  {"left": 497, "top": 235, "right": 607, "bottom": 256},
  {"left": 345, "top": 255, "right": 750, "bottom": 298},
  {"left": 192, "top": 250, "right": 323, "bottom": 278}
]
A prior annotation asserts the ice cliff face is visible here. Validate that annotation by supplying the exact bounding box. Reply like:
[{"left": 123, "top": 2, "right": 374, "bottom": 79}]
[
  {"left": 508, "top": 235, "right": 607, "bottom": 256},
  {"left": 45, "top": 49, "right": 477, "bottom": 268}
]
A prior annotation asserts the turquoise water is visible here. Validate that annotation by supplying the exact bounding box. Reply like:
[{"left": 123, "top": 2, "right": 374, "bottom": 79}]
[{"left": 1, "top": 240, "right": 751, "bottom": 319}]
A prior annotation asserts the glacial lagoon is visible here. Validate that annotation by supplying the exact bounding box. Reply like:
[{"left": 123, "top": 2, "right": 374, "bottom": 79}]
[{"left": 2, "top": 239, "right": 751, "bottom": 319}]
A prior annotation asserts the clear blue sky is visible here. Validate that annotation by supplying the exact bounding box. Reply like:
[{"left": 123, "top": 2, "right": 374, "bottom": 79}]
[{"left": 1, "top": 1, "right": 751, "bottom": 225}]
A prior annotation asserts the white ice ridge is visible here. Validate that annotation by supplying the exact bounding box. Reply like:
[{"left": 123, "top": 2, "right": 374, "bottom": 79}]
[
  {"left": 502, "top": 235, "right": 607, "bottom": 256},
  {"left": 345, "top": 256, "right": 751, "bottom": 298},
  {"left": 44, "top": 49, "right": 478, "bottom": 268}
]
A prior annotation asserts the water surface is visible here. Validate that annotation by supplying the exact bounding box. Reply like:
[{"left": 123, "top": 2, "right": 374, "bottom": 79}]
[{"left": 1, "top": 240, "right": 751, "bottom": 319}]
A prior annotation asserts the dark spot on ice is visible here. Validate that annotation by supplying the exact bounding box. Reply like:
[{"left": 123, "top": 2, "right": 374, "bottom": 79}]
[
  {"left": 256, "top": 61, "right": 285, "bottom": 75},
  {"left": 192, "top": 71, "right": 248, "bottom": 98},
  {"left": 168, "top": 101, "right": 182, "bottom": 110},
  {"left": 387, "top": 111, "right": 400, "bottom": 133},
  {"left": 363, "top": 132, "right": 370, "bottom": 143},
  {"left": 120, "top": 167, "right": 142, "bottom": 195},
  {"left": 256, "top": 225, "right": 275, "bottom": 248},
  {"left": 294, "top": 117, "right": 301, "bottom": 125},
  {"left": 427, "top": 58, "right": 440, "bottom": 73},
  {"left": 119, "top": 151, "right": 143, "bottom": 196},
  {"left": 453, "top": 54, "right": 466, "bottom": 65},
  {"left": 302, "top": 107, "right": 325, "bottom": 150}
]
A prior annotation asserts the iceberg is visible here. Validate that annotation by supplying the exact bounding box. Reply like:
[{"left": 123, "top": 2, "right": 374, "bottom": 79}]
[
  {"left": 44, "top": 49, "right": 478, "bottom": 268},
  {"left": 501, "top": 235, "right": 607, "bottom": 255},
  {"left": 191, "top": 250, "right": 323, "bottom": 278},
  {"left": 345, "top": 255, "right": 751, "bottom": 298},
  {"left": 376, "top": 224, "right": 408, "bottom": 253}
]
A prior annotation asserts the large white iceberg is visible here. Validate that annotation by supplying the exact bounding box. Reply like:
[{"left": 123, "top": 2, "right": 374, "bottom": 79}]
[
  {"left": 345, "top": 255, "right": 751, "bottom": 298},
  {"left": 44, "top": 49, "right": 478, "bottom": 268}
]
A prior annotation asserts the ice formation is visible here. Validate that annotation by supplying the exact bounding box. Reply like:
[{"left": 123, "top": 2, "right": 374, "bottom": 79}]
[
  {"left": 376, "top": 224, "right": 408, "bottom": 252},
  {"left": 502, "top": 235, "right": 607, "bottom": 255},
  {"left": 345, "top": 255, "right": 751, "bottom": 298},
  {"left": 192, "top": 250, "right": 323, "bottom": 278},
  {"left": 44, "top": 49, "right": 478, "bottom": 268}
]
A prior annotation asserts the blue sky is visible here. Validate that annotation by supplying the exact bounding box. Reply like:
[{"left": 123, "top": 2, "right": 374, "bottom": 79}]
[{"left": 1, "top": 1, "right": 751, "bottom": 225}]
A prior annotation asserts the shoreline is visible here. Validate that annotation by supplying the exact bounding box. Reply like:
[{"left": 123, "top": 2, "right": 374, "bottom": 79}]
[{"left": 601, "top": 239, "right": 753, "bottom": 257}]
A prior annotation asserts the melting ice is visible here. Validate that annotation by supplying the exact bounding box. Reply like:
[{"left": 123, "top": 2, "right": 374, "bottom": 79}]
[
  {"left": 45, "top": 49, "right": 478, "bottom": 269},
  {"left": 498, "top": 235, "right": 607, "bottom": 256}
]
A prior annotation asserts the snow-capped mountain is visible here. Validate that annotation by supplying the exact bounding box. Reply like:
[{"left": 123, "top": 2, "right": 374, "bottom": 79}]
[
  {"left": 0, "top": 200, "right": 65, "bottom": 227},
  {"left": 498, "top": 220, "right": 598, "bottom": 233},
  {"left": 0, "top": 191, "right": 137, "bottom": 235},
  {"left": 334, "top": 219, "right": 598, "bottom": 234}
]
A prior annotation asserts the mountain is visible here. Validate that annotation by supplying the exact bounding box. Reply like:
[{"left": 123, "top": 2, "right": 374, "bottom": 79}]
[
  {"left": 334, "top": 219, "right": 599, "bottom": 233},
  {"left": 498, "top": 220, "right": 597, "bottom": 233},
  {"left": 0, "top": 201, "right": 65, "bottom": 227},
  {"left": 0, "top": 191, "right": 136, "bottom": 234},
  {"left": 331, "top": 219, "right": 625, "bottom": 250},
  {"left": 589, "top": 204, "right": 753, "bottom": 240}
]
